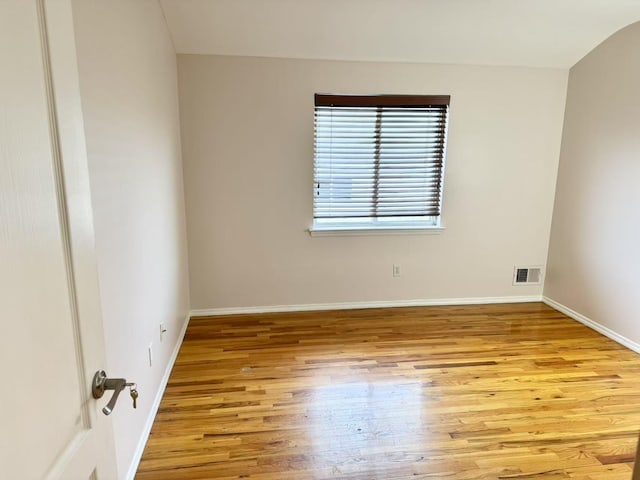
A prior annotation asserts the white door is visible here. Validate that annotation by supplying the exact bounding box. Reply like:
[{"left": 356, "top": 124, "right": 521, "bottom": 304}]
[{"left": 0, "top": 0, "right": 118, "bottom": 478}]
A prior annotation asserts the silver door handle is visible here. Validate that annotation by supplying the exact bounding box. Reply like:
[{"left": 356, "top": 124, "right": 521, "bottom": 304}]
[{"left": 92, "top": 370, "right": 138, "bottom": 415}]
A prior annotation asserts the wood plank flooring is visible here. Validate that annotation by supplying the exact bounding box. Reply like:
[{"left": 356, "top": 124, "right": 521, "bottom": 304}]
[{"left": 136, "top": 302, "right": 640, "bottom": 479}]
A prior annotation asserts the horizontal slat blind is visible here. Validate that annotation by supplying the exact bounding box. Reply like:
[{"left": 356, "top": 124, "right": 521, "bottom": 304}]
[{"left": 314, "top": 95, "right": 449, "bottom": 220}]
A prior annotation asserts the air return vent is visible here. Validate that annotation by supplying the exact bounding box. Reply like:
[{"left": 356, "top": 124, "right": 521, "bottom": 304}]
[{"left": 513, "top": 266, "right": 543, "bottom": 286}]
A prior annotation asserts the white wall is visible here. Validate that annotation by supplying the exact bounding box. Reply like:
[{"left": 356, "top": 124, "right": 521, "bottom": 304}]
[
  {"left": 545, "top": 22, "right": 640, "bottom": 345},
  {"left": 178, "top": 55, "right": 568, "bottom": 310},
  {"left": 71, "top": 1, "right": 190, "bottom": 477}
]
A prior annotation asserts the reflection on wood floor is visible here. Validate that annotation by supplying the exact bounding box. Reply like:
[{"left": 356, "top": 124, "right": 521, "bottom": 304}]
[{"left": 136, "top": 302, "right": 640, "bottom": 479}]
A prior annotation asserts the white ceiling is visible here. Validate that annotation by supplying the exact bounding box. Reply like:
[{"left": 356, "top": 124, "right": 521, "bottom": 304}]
[{"left": 160, "top": 0, "right": 640, "bottom": 69}]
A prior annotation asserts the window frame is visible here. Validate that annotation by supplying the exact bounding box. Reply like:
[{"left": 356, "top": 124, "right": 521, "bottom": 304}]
[{"left": 310, "top": 94, "right": 450, "bottom": 236}]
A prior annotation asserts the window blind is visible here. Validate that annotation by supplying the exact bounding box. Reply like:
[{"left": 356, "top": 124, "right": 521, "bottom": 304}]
[{"left": 313, "top": 94, "right": 449, "bottom": 222}]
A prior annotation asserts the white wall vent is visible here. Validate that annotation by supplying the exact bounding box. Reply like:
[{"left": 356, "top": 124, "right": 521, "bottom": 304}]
[{"left": 513, "top": 266, "right": 543, "bottom": 286}]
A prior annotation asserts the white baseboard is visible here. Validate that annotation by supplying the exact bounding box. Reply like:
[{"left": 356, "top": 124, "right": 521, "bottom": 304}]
[
  {"left": 190, "top": 295, "right": 543, "bottom": 317},
  {"left": 125, "top": 314, "right": 191, "bottom": 480},
  {"left": 543, "top": 296, "right": 640, "bottom": 355}
]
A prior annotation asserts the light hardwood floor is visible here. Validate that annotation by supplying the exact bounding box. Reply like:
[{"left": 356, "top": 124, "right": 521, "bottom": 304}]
[{"left": 136, "top": 302, "right": 640, "bottom": 479}]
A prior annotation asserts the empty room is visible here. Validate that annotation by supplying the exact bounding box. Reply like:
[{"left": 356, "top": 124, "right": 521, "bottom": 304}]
[{"left": 3, "top": 1, "right": 640, "bottom": 479}]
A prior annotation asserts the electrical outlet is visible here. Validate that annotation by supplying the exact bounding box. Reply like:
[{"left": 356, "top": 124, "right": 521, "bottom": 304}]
[
  {"left": 393, "top": 264, "right": 401, "bottom": 277},
  {"left": 148, "top": 343, "right": 153, "bottom": 367},
  {"left": 159, "top": 322, "right": 167, "bottom": 342}
]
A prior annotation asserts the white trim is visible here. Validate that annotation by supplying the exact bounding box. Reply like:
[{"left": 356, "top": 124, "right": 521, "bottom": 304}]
[
  {"left": 190, "top": 295, "right": 543, "bottom": 317},
  {"left": 308, "top": 226, "right": 445, "bottom": 237},
  {"left": 543, "top": 296, "right": 640, "bottom": 355},
  {"left": 125, "top": 314, "right": 191, "bottom": 480}
]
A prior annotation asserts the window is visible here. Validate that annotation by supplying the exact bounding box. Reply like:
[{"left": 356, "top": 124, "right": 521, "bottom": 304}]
[{"left": 312, "top": 94, "right": 450, "bottom": 233}]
